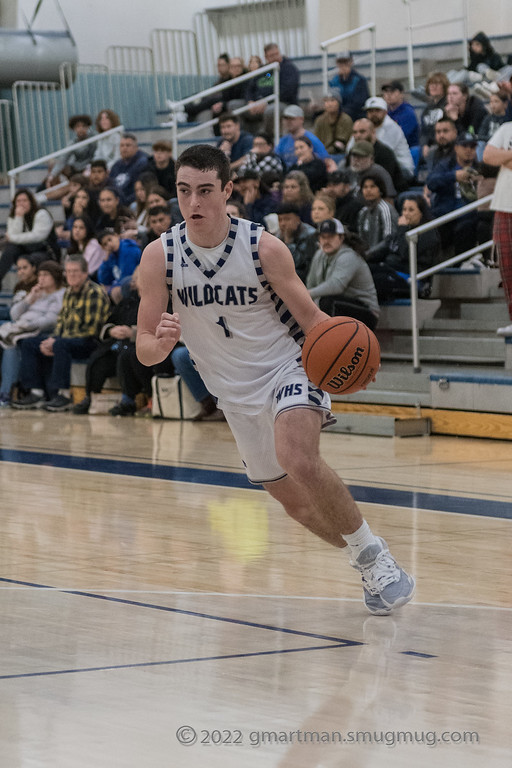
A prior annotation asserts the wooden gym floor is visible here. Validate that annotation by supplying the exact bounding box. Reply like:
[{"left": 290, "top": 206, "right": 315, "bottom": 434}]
[{"left": 0, "top": 409, "right": 511, "bottom": 767}]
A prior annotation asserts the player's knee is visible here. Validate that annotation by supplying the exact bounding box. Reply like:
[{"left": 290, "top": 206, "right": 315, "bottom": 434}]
[{"left": 277, "top": 449, "right": 319, "bottom": 485}]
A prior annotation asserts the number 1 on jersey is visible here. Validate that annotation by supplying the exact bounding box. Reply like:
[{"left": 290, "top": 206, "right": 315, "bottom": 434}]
[{"left": 216, "top": 316, "right": 233, "bottom": 338}]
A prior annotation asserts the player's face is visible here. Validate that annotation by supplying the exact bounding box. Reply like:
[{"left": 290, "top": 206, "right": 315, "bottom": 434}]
[{"left": 176, "top": 166, "right": 233, "bottom": 232}]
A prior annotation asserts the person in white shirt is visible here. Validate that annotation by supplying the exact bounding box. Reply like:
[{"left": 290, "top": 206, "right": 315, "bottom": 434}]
[{"left": 364, "top": 97, "right": 415, "bottom": 179}]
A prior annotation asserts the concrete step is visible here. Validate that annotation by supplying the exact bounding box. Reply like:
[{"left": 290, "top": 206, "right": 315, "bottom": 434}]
[
  {"left": 430, "top": 269, "right": 502, "bottom": 300},
  {"left": 380, "top": 334, "right": 506, "bottom": 361},
  {"left": 423, "top": 318, "right": 507, "bottom": 334},
  {"left": 460, "top": 302, "right": 509, "bottom": 321}
]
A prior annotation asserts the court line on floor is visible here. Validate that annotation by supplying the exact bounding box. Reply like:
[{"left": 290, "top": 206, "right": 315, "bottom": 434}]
[
  {"left": 0, "top": 576, "right": 360, "bottom": 646},
  {"left": 1, "top": 447, "right": 511, "bottom": 518},
  {"left": 0, "top": 644, "right": 350, "bottom": 681}
]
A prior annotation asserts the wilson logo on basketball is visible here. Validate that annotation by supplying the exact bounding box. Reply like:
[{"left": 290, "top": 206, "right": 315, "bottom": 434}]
[{"left": 327, "top": 346, "right": 365, "bottom": 390}]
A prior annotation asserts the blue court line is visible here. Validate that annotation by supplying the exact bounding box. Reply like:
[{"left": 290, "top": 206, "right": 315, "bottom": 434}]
[
  {"left": 1, "top": 447, "right": 511, "bottom": 518},
  {"left": 0, "top": 644, "right": 349, "bottom": 681},
  {"left": 0, "top": 577, "right": 361, "bottom": 646}
]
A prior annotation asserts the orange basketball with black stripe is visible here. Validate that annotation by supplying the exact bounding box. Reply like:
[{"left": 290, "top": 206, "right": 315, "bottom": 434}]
[{"left": 302, "top": 316, "right": 380, "bottom": 395}]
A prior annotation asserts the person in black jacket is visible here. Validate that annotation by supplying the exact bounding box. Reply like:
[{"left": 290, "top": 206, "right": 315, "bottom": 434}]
[
  {"left": 146, "top": 140, "right": 176, "bottom": 198},
  {"left": 245, "top": 42, "right": 300, "bottom": 136},
  {"left": 368, "top": 194, "right": 441, "bottom": 302}
]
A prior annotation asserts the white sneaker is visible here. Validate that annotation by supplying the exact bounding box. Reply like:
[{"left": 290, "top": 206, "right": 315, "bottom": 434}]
[
  {"left": 497, "top": 323, "right": 512, "bottom": 337},
  {"left": 352, "top": 537, "right": 415, "bottom": 614}
]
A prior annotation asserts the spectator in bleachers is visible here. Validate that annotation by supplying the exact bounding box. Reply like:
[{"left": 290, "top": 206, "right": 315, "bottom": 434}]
[
  {"left": 146, "top": 140, "right": 176, "bottom": 197},
  {"left": 109, "top": 133, "right": 149, "bottom": 205},
  {"left": 88, "top": 159, "right": 110, "bottom": 201},
  {"left": 357, "top": 173, "right": 399, "bottom": 261},
  {"left": 0, "top": 251, "right": 37, "bottom": 323},
  {"left": 483, "top": 121, "right": 512, "bottom": 337},
  {"left": 328, "top": 51, "right": 369, "bottom": 122},
  {"left": 56, "top": 186, "right": 99, "bottom": 247},
  {"left": 138, "top": 205, "right": 172, "bottom": 250},
  {"left": 92, "top": 109, "right": 122, "bottom": 170},
  {"left": 298, "top": 191, "right": 338, "bottom": 270},
  {"left": 478, "top": 92, "right": 509, "bottom": 143},
  {"left": 276, "top": 105, "right": 336, "bottom": 172},
  {"left": 43, "top": 114, "right": 95, "bottom": 189},
  {"left": 248, "top": 55, "right": 263, "bottom": 71},
  {"left": 364, "top": 97, "right": 415, "bottom": 180},
  {"left": 97, "top": 228, "right": 142, "bottom": 304},
  {"left": 346, "top": 117, "right": 407, "bottom": 193},
  {"left": 185, "top": 53, "right": 231, "bottom": 128},
  {"left": 424, "top": 117, "right": 458, "bottom": 176},
  {"left": 312, "top": 90, "right": 353, "bottom": 157},
  {"left": 445, "top": 83, "right": 488, "bottom": 136},
  {"left": 237, "top": 132, "right": 285, "bottom": 177},
  {"left": 226, "top": 199, "right": 248, "bottom": 218},
  {"left": 67, "top": 216, "right": 104, "bottom": 278},
  {"left": 306, "top": 218, "right": 379, "bottom": 328},
  {"left": 447, "top": 32, "right": 505, "bottom": 86},
  {"left": 280, "top": 170, "right": 314, "bottom": 224},
  {"left": 289, "top": 136, "right": 328, "bottom": 192},
  {"left": 426, "top": 131, "right": 482, "bottom": 254},
  {"left": 275, "top": 202, "right": 316, "bottom": 283},
  {"left": 237, "top": 170, "right": 276, "bottom": 226},
  {"left": 323, "top": 170, "right": 364, "bottom": 233},
  {"left": 218, "top": 113, "right": 254, "bottom": 172},
  {"left": 222, "top": 56, "right": 249, "bottom": 114},
  {"left": 0, "top": 189, "right": 59, "bottom": 289},
  {"left": 128, "top": 172, "right": 159, "bottom": 239},
  {"left": 12, "top": 254, "right": 109, "bottom": 412},
  {"left": 245, "top": 42, "right": 300, "bottom": 135},
  {"left": 146, "top": 185, "right": 182, "bottom": 227},
  {"left": 72, "top": 268, "right": 142, "bottom": 415},
  {"left": 366, "top": 195, "right": 441, "bottom": 303},
  {"left": 347, "top": 141, "right": 397, "bottom": 201},
  {"left": 95, "top": 186, "right": 132, "bottom": 233},
  {"left": 0, "top": 260, "right": 65, "bottom": 408},
  {"left": 419, "top": 72, "right": 450, "bottom": 160},
  {"left": 381, "top": 80, "right": 420, "bottom": 148}
]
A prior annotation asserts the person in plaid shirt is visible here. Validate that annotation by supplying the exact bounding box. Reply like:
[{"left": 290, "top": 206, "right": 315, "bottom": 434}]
[
  {"left": 12, "top": 254, "right": 110, "bottom": 411},
  {"left": 237, "top": 132, "right": 285, "bottom": 178}
]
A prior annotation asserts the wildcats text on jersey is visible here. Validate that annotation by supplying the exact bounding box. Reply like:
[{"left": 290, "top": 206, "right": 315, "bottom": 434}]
[{"left": 176, "top": 284, "right": 259, "bottom": 308}]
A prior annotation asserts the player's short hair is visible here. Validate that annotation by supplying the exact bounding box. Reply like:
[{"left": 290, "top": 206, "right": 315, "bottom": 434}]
[{"left": 176, "top": 144, "right": 231, "bottom": 189}]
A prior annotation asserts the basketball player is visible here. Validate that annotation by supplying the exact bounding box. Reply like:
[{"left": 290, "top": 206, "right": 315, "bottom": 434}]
[{"left": 136, "top": 145, "right": 415, "bottom": 615}]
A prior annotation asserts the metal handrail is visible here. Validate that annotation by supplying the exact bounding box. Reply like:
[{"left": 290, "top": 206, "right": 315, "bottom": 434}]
[
  {"left": 166, "top": 62, "right": 280, "bottom": 159},
  {"left": 403, "top": 0, "right": 468, "bottom": 90},
  {"left": 405, "top": 193, "right": 493, "bottom": 371},
  {"left": 7, "top": 125, "right": 124, "bottom": 199},
  {"left": 320, "top": 24, "right": 377, "bottom": 98}
]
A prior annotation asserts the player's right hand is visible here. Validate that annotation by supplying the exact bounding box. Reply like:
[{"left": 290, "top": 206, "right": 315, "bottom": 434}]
[{"left": 155, "top": 312, "right": 181, "bottom": 352}]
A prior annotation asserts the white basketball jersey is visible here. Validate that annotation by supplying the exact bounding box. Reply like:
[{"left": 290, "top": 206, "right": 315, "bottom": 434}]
[{"left": 162, "top": 216, "right": 304, "bottom": 413}]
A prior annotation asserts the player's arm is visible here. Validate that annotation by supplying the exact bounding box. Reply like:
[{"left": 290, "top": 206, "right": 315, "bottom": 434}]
[
  {"left": 136, "top": 238, "right": 181, "bottom": 366},
  {"left": 482, "top": 142, "right": 512, "bottom": 168},
  {"left": 258, "top": 231, "right": 328, "bottom": 334}
]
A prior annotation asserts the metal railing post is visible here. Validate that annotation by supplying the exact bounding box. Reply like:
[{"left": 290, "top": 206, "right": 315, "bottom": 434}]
[
  {"left": 321, "top": 46, "right": 328, "bottom": 94},
  {"left": 370, "top": 26, "right": 377, "bottom": 96},
  {"left": 273, "top": 65, "right": 280, "bottom": 146},
  {"left": 319, "top": 24, "right": 376, "bottom": 98},
  {"left": 405, "top": 1, "right": 415, "bottom": 91},
  {"left": 408, "top": 234, "right": 421, "bottom": 372}
]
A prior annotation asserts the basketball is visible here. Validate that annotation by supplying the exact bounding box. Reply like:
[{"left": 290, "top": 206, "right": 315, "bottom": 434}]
[{"left": 302, "top": 316, "right": 380, "bottom": 395}]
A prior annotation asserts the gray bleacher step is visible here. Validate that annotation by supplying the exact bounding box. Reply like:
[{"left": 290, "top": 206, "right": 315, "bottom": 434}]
[
  {"left": 337, "top": 388, "right": 432, "bottom": 407},
  {"left": 381, "top": 351, "right": 505, "bottom": 366},
  {"left": 460, "top": 302, "right": 509, "bottom": 321},
  {"left": 325, "top": 413, "right": 431, "bottom": 437},
  {"left": 430, "top": 372, "right": 512, "bottom": 414},
  {"left": 422, "top": 318, "right": 505, "bottom": 334},
  {"left": 381, "top": 334, "right": 506, "bottom": 360}
]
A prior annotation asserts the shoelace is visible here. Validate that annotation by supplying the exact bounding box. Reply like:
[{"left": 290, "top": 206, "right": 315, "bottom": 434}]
[{"left": 358, "top": 550, "right": 400, "bottom": 596}]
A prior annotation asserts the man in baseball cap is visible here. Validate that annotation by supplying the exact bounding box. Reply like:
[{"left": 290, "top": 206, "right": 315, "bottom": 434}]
[
  {"left": 328, "top": 51, "right": 369, "bottom": 120},
  {"left": 381, "top": 81, "right": 420, "bottom": 148},
  {"left": 276, "top": 103, "right": 336, "bottom": 171},
  {"left": 365, "top": 97, "right": 415, "bottom": 178},
  {"left": 306, "top": 218, "right": 379, "bottom": 327}
]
